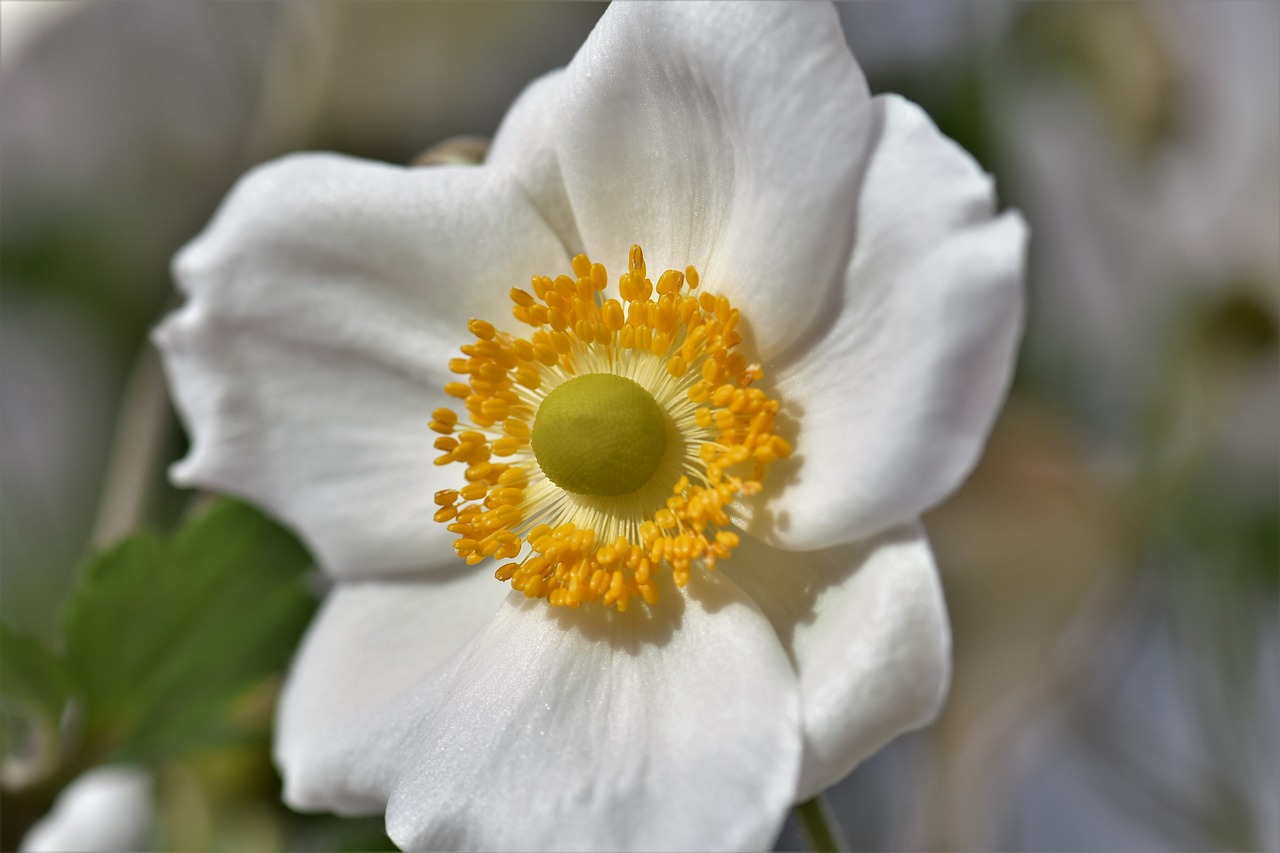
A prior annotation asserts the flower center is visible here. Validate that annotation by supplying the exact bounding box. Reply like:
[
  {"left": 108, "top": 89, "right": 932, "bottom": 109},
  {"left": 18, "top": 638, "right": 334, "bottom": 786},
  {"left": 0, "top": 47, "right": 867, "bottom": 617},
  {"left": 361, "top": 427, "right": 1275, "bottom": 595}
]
[
  {"left": 531, "top": 373, "right": 667, "bottom": 497},
  {"left": 430, "top": 244, "right": 791, "bottom": 611}
]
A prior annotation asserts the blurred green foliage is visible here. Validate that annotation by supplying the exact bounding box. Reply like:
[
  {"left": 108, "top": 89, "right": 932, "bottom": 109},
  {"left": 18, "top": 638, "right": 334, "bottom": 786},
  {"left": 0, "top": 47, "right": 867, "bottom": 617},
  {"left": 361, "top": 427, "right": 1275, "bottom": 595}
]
[
  {"left": 0, "top": 500, "right": 320, "bottom": 849},
  {"left": 62, "top": 500, "right": 317, "bottom": 765}
]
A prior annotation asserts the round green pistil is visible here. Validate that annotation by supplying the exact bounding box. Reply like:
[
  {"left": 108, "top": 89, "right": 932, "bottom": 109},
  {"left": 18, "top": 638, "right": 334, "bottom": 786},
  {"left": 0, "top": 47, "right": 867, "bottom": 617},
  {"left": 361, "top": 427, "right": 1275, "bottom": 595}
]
[{"left": 531, "top": 373, "right": 667, "bottom": 497}]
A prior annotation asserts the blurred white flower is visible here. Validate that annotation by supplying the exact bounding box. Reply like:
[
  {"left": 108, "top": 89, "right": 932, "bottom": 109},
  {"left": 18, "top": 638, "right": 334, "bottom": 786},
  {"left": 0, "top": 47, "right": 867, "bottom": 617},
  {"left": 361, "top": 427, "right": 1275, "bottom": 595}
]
[
  {"left": 156, "top": 1, "right": 1024, "bottom": 849},
  {"left": 995, "top": 1, "right": 1279, "bottom": 428},
  {"left": 20, "top": 765, "right": 154, "bottom": 853},
  {"left": 0, "top": 1, "right": 84, "bottom": 72}
]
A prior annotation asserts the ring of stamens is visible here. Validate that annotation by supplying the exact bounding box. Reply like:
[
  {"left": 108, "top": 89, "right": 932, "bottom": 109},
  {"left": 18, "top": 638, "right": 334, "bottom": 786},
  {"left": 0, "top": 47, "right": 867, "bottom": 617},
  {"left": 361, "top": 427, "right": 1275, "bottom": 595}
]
[{"left": 431, "top": 244, "right": 791, "bottom": 611}]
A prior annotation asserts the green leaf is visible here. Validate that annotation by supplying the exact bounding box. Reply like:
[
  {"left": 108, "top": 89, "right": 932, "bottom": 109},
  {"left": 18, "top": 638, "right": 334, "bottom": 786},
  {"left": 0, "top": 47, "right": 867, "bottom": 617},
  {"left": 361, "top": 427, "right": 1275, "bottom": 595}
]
[
  {"left": 0, "top": 621, "right": 69, "bottom": 725},
  {"left": 0, "top": 622, "right": 70, "bottom": 782},
  {"left": 62, "top": 499, "right": 318, "bottom": 763}
]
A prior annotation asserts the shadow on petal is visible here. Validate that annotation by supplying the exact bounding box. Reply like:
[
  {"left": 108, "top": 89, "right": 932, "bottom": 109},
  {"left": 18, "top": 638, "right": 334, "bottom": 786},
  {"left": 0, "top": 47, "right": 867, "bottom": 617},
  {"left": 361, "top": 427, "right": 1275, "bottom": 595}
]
[{"left": 721, "top": 524, "right": 926, "bottom": 654}]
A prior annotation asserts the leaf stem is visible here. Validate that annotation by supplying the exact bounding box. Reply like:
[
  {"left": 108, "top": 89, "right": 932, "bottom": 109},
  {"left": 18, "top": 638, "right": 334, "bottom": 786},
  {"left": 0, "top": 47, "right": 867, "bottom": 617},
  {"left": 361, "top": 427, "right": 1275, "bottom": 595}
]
[{"left": 794, "top": 793, "right": 847, "bottom": 852}]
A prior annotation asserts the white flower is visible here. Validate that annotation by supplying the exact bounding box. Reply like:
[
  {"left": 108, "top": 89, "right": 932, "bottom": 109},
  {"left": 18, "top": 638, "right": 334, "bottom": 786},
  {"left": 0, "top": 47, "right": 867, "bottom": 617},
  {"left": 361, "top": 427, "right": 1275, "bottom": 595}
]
[
  {"left": 20, "top": 765, "right": 154, "bottom": 853},
  {"left": 155, "top": 2, "right": 1025, "bottom": 850},
  {"left": 995, "top": 1, "right": 1278, "bottom": 422}
]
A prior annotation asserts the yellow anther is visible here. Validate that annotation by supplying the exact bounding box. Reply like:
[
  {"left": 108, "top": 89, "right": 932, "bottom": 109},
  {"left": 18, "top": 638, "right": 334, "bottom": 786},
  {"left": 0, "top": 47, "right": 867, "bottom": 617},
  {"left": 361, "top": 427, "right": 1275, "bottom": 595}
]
[
  {"left": 603, "top": 299, "right": 624, "bottom": 331},
  {"left": 511, "top": 339, "right": 535, "bottom": 361},
  {"left": 460, "top": 483, "right": 488, "bottom": 501},
  {"left": 533, "top": 343, "right": 558, "bottom": 366},
  {"left": 629, "top": 244, "right": 645, "bottom": 276},
  {"left": 651, "top": 330, "right": 673, "bottom": 357},
  {"left": 711, "top": 384, "right": 736, "bottom": 407},
  {"left": 656, "top": 294, "right": 677, "bottom": 331},
  {"left": 656, "top": 269, "right": 684, "bottom": 295},
  {"left": 432, "top": 245, "right": 789, "bottom": 611},
  {"left": 515, "top": 366, "right": 541, "bottom": 390},
  {"left": 497, "top": 468, "right": 528, "bottom": 487},
  {"left": 679, "top": 296, "right": 699, "bottom": 327},
  {"left": 493, "top": 437, "right": 522, "bottom": 456},
  {"left": 715, "top": 295, "right": 731, "bottom": 322},
  {"left": 465, "top": 461, "right": 494, "bottom": 481}
]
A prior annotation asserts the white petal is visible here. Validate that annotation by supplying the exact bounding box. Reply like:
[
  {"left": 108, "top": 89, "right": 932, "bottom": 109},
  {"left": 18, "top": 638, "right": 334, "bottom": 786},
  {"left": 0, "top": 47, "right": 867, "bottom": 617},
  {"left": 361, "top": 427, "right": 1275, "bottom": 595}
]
[
  {"left": 755, "top": 95, "right": 1027, "bottom": 550},
  {"left": 553, "top": 0, "right": 873, "bottom": 358},
  {"left": 487, "top": 70, "right": 583, "bottom": 258},
  {"left": 21, "top": 765, "right": 153, "bottom": 852},
  {"left": 720, "top": 524, "right": 950, "bottom": 799},
  {"left": 385, "top": 571, "right": 801, "bottom": 852},
  {"left": 155, "top": 153, "right": 569, "bottom": 579},
  {"left": 274, "top": 571, "right": 509, "bottom": 815}
]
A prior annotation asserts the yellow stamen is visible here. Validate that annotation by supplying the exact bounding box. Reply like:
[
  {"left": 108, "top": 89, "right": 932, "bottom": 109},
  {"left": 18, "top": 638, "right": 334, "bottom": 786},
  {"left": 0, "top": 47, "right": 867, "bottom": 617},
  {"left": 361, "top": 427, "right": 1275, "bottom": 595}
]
[{"left": 433, "top": 244, "right": 791, "bottom": 610}]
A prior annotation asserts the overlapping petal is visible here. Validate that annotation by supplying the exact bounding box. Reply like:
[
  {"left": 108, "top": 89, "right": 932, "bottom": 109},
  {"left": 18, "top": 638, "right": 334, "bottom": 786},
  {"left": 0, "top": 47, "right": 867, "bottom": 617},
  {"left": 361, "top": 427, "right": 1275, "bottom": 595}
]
[
  {"left": 753, "top": 95, "right": 1027, "bottom": 550},
  {"left": 721, "top": 523, "right": 950, "bottom": 799},
  {"left": 541, "top": 0, "right": 872, "bottom": 359},
  {"left": 385, "top": 571, "right": 801, "bottom": 852},
  {"left": 487, "top": 70, "right": 583, "bottom": 259},
  {"left": 275, "top": 571, "right": 510, "bottom": 814},
  {"left": 156, "top": 154, "right": 569, "bottom": 578}
]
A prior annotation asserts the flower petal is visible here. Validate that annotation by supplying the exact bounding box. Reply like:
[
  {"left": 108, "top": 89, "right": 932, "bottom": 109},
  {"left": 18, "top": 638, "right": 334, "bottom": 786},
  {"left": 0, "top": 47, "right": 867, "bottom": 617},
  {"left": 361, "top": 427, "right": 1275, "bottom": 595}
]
[
  {"left": 487, "top": 70, "right": 583, "bottom": 258},
  {"left": 385, "top": 571, "right": 801, "bottom": 852},
  {"left": 720, "top": 523, "right": 950, "bottom": 799},
  {"left": 754, "top": 95, "right": 1027, "bottom": 550},
  {"left": 274, "top": 570, "right": 509, "bottom": 815},
  {"left": 20, "top": 765, "right": 153, "bottom": 853},
  {"left": 551, "top": 0, "right": 872, "bottom": 358},
  {"left": 155, "top": 153, "right": 569, "bottom": 579}
]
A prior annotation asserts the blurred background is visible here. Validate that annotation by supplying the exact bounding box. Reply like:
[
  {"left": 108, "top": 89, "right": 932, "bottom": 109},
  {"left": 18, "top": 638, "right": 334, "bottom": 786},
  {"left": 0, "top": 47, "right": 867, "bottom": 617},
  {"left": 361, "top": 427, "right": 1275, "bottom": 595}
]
[{"left": 1, "top": 2, "right": 1276, "bottom": 850}]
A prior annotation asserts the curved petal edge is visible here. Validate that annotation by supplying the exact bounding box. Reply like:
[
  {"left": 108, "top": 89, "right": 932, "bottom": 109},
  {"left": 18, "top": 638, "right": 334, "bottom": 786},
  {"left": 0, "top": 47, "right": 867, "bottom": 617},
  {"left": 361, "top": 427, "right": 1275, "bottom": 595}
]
[{"left": 752, "top": 94, "right": 1028, "bottom": 550}]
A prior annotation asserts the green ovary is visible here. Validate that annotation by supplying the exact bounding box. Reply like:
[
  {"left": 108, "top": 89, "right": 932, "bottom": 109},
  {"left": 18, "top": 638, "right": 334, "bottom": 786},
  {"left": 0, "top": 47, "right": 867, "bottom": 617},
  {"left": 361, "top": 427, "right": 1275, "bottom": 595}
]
[{"left": 531, "top": 373, "right": 668, "bottom": 497}]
